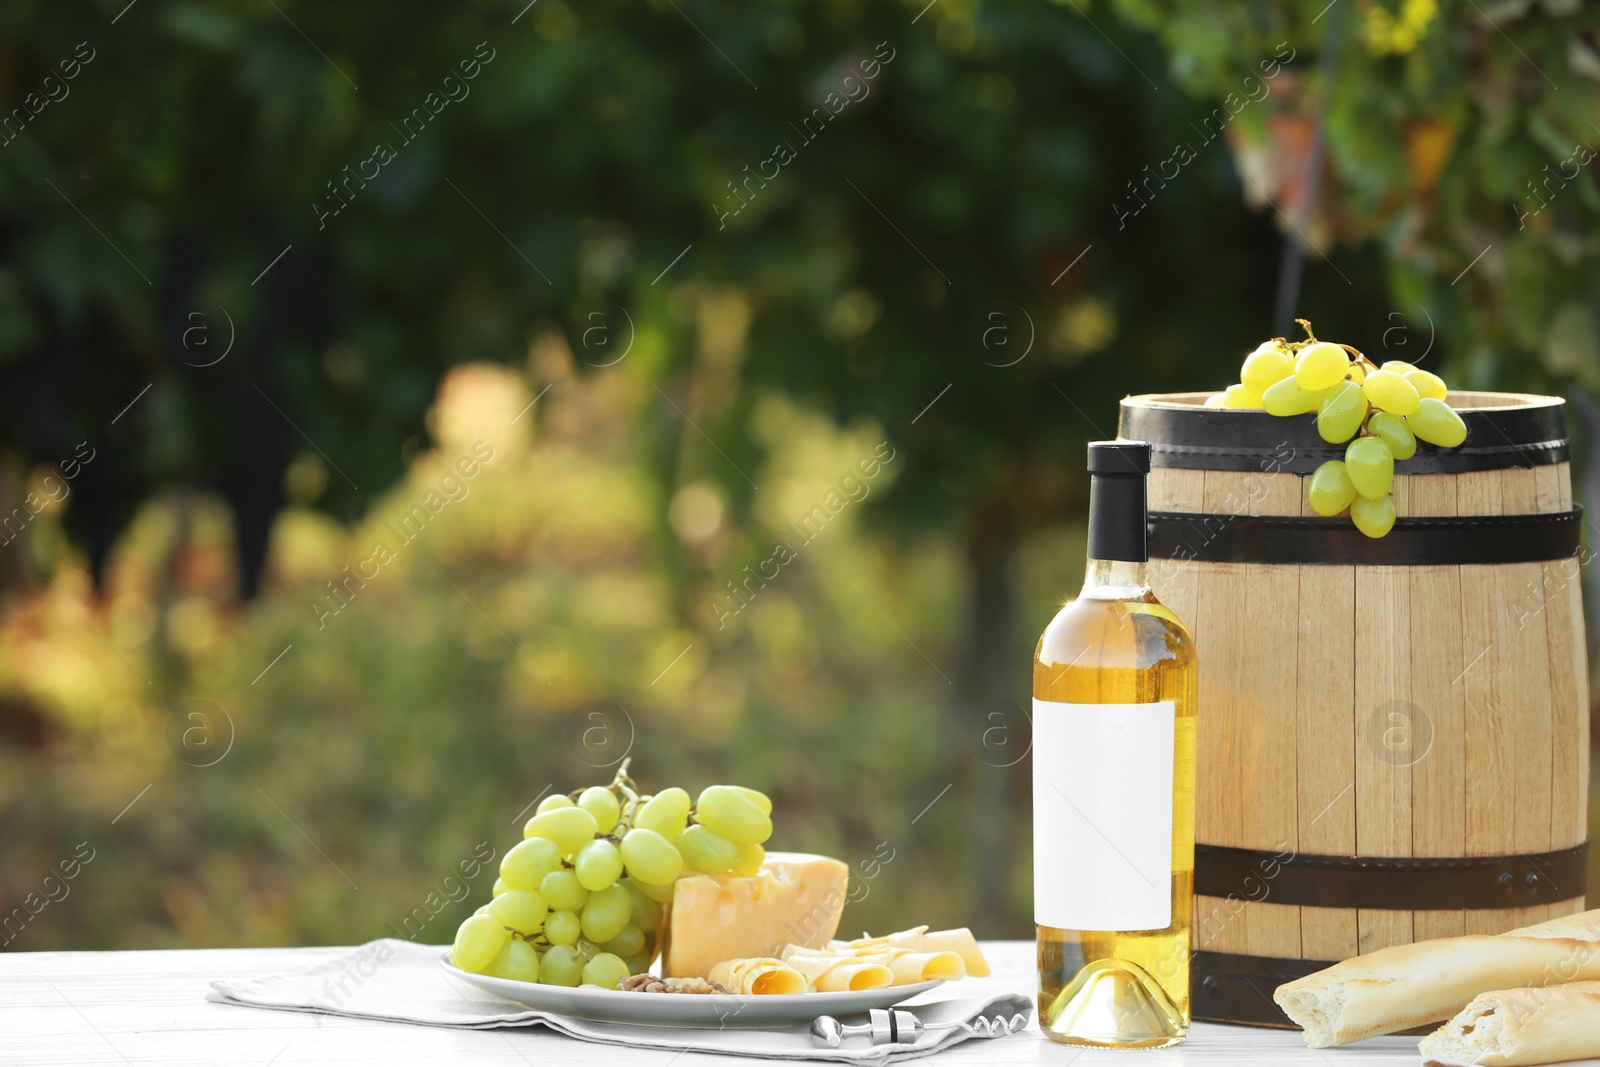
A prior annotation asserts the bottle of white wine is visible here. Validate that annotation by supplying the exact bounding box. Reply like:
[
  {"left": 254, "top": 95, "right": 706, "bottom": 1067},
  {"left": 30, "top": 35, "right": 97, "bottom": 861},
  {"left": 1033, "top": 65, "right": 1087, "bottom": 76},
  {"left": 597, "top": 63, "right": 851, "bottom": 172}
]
[{"left": 1033, "top": 440, "right": 1197, "bottom": 1048}]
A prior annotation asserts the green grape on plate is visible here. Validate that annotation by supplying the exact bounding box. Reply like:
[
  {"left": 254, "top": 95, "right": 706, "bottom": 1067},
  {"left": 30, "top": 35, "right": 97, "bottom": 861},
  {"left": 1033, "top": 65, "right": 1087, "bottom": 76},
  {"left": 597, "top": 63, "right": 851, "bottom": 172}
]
[
  {"left": 452, "top": 914, "right": 509, "bottom": 974},
  {"left": 577, "top": 786, "right": 621, "bottom": 834},
  {"left": 628, "top": 877, "right": 676, "bottom": 904},
  {"left": 487, "top": 889, "right": 548, "bottom": 937},
  {"left": 695, "top": 785, "right": 773, "bottom": 845},
  {"left": 500, "top": 837, "right": 563, "bottom": 893},
  {"left": 633, "top": 788, "right": 691, "bottom": 842},
  {"left": 580, "top": 883, "right": 633, "bottom": 943},
  {"left": 678, "top": 824, "right": 738, "bottom": 874},
  {"left": 544, "top": 909, "right": 582, "bottom": 946},
  {"left": 622, "top": 880, "right": 664, "bottom": 932},
  {"left": 540, "top": 944, "right": 584, "bottom": 987},
  {"left": 574, "top": 838, "right": 625, "bottom": 892},
  {"left": 619, "top": 827, "right": 684, "bottom": 886},
  {"left": 581, "top": 952, "right": 632, "bottom": 991},
  {"left": 539, "top": 869, "right": 589, "bottom": 913},
  {"left": 734, "top": 842, "right": 765, "bottom": 877},
  {"left": 522, "top": 806, "right": 598, "bottom": 855},
  {"left": 488, "top": 938, "right": 540, "bottom": 983},
  {"left": 729, "top": 786, "right": 773, "bottom": 814},
  {"left": 600, "top": 923, "right": 646, "bottom": 958}
]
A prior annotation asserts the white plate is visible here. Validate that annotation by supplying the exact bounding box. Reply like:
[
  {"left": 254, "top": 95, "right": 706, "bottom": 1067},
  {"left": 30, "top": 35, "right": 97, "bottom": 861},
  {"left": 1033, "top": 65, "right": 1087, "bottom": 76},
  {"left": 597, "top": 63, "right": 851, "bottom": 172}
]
[{"left": 441, "top": 953, "right": 942, "bottom": 1029}]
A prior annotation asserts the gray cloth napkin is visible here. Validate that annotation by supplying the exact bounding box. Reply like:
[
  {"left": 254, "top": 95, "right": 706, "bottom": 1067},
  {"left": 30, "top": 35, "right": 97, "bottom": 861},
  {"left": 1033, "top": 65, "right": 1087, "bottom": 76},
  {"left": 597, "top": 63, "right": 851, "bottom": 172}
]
[{"left": 207, "top": 939, "right": 1032, "bottom": 1062}]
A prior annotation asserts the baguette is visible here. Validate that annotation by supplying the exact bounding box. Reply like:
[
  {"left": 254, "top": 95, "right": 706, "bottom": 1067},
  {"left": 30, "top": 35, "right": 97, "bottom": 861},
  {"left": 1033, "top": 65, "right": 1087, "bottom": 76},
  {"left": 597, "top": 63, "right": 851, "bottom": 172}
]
[
  {"left": 1274, "top": 909, "right": 1600, "bottom": 1047},
  {"left": 1419, "top": 981, "right": 1600, "bottom": 1067}
]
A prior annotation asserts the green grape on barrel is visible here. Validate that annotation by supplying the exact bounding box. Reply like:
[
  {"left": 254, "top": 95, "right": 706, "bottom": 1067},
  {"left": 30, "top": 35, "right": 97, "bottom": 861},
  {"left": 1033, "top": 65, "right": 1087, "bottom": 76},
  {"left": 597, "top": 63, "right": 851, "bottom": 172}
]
[
  {"left": 1317, "top": 381, "right": 1367, "bottom": 444},
  {"left": 1362, "top": 369, "right": 1420, "bottom": 416},
  {"left": 1368, "top": 412, "right": 1416, "bottom": 460},
  {"left": 1209, "top": 318, "right": 1468, "bottom": 539},
  {"left": 1240, "top": 339, "right": 1293, "bottom": 393},
  {"left": 1308, "top": 461, "right": 1357, "bottom": 517},
  {"left": 1344, "top": 437, "right": 1394, "bottom": 501},
  {"left": 1410, "top": 398, "right": 1467, "bottom": 447},
  {"left": 1262, "top": 375, "right": 1321, "bottom": 417}
]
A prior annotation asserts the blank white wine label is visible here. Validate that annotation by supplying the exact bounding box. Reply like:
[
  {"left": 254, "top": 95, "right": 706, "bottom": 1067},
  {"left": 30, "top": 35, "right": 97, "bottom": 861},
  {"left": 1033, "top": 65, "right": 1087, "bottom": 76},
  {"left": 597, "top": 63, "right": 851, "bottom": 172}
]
[{"left": 1032, "top": 699, "right": 1174, "bottom": 931}]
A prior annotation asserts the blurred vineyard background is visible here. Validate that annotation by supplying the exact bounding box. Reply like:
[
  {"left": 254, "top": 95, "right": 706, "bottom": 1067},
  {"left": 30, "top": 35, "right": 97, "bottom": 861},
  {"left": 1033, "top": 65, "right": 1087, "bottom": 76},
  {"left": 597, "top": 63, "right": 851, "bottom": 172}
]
[{"left": 3, "top": 0, "right": 1600, "bottom": 949}]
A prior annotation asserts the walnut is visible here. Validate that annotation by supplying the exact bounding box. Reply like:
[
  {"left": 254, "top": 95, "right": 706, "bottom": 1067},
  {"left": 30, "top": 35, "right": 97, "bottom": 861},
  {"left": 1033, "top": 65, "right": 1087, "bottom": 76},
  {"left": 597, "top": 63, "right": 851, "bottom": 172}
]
[{"left": 619, "top": 974, "right": 731, "bottom": 995}]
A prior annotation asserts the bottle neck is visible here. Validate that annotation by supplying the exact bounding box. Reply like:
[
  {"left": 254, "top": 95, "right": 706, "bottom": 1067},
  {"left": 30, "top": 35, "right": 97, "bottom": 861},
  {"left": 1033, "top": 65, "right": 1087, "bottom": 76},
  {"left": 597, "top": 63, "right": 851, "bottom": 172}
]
[
  {"left": 1081, "top": 558, "right": 1151, "bottom": 598},
  {"left": 1085, "top": 470, "right": 1148, "bottom": 564}
]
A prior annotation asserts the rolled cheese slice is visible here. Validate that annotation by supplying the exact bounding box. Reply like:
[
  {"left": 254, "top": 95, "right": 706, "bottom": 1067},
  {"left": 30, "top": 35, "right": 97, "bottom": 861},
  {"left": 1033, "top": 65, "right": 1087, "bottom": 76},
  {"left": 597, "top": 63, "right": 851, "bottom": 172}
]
[
  {"left": 707, "top": 957, "right": 808, "bottom": 996},
  {"left": 1274, "top": 909, "right": 1600, "bottom": 1047},
  {"left": 781, "top": 950, "right": 894, "bottom": 992},
  {"left": 900, "top": 928, "right": 990, "bottom": 978},
  {"left": 829, "top": 926, "right": 991, "bottom": 978},
  {"left": 861, "top": 949, "right": 966, "bottom": 985},
  {"left": 1419, "top": 982, "right": 1600, "bottom": 1067}
]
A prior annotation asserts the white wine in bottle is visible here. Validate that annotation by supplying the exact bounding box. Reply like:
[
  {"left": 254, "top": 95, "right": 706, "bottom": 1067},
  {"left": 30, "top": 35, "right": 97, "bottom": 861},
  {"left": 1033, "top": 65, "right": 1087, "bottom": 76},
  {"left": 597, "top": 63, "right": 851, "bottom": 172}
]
[{"left": 1033, "top": 440, "right": 1197, "bottom": 1048}]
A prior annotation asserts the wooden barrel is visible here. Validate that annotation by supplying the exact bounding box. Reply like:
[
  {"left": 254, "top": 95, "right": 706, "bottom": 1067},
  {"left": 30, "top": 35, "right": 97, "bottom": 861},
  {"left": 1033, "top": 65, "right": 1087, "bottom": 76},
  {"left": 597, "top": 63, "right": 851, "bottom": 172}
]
[{"left": 1118, "top": 391, "right": 1591, "bottom": 1027}]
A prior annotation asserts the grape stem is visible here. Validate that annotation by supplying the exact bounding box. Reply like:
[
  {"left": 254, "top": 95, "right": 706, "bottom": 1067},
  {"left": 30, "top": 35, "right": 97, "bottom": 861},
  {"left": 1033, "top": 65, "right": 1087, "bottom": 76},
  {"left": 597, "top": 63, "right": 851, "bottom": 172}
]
[
  {"left": 609, "top": 759, "right": 640, "bottom": 835},
  {"left": 1338, "top": 343, "right": 1377, "bottom": 370}
]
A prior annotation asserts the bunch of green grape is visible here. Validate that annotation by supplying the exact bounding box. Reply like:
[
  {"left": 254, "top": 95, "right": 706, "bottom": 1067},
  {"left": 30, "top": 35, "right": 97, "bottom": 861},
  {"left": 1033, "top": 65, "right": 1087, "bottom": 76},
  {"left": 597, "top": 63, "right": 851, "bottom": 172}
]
[
  {"left": 449, "top": 759, "right": 773, "bottom": 988},
  {"left": 1208, "top": 320, "right": 1468, "bottom": 538}
]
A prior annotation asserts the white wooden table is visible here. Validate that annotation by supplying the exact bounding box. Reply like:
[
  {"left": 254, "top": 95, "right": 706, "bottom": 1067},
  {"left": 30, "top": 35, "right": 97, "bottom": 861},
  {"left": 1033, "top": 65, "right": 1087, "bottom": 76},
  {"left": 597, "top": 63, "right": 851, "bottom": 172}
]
[{"left": 0, "top": 940, "right": 1431, "bottom": 1065}]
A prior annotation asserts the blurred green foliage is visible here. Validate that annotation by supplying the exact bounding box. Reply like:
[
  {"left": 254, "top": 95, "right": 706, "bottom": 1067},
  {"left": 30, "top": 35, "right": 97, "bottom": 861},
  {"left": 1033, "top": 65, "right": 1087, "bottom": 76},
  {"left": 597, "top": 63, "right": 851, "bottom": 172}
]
[
  {"left": 1116, "top": 0, "right": 1600, "bottom": 391},
  {"left": 0, "top": 0, "right": 1595, "bottom": 951}
]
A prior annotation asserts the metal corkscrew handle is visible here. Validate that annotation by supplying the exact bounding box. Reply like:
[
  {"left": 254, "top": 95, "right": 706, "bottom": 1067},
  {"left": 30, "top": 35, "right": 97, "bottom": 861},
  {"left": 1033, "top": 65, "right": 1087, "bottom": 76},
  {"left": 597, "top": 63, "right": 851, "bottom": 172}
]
[{"left": 809, "top": 1008, "right": 1030, "bottom": 1048}]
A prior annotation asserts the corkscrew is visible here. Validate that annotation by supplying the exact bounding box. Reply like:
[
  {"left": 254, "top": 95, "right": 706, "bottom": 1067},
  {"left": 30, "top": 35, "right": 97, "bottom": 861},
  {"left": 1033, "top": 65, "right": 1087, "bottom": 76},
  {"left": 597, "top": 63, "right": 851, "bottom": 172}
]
[{"left": 808, "top": 1006, "right": 1032, "bottom": 1048}]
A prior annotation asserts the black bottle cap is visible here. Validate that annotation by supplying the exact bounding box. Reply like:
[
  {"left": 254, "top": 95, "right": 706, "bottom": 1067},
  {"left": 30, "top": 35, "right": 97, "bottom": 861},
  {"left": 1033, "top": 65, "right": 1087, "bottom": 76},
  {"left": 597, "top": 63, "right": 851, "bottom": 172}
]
[
  {"left": 1087, "top": 440, "right": 1150, "bottom": 562},
  {"left": 1087, "top": 440, "right": 1152, "bottom": 476}
]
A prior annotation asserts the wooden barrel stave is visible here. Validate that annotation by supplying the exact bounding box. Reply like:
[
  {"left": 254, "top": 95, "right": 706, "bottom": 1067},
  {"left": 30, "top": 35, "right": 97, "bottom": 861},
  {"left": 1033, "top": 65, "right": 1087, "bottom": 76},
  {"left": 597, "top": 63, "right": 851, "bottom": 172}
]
[{"left": 1126, "top": 393, "right": 1589, "bottom": 1025}]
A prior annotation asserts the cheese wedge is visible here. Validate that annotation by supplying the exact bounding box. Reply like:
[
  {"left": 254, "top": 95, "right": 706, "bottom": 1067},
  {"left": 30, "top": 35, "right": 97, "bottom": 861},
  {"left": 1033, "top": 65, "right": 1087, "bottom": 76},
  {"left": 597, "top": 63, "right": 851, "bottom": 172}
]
[{"left": 663, "top": 852, "right": 849, "bottom": 979}]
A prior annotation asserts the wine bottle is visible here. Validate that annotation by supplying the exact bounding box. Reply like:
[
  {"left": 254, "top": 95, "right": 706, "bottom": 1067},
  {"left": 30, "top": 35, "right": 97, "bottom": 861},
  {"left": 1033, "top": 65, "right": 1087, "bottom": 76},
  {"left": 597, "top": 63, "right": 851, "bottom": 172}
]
[{"left": 1033, "top": 440, "right": 1198, "bottom": 1048}]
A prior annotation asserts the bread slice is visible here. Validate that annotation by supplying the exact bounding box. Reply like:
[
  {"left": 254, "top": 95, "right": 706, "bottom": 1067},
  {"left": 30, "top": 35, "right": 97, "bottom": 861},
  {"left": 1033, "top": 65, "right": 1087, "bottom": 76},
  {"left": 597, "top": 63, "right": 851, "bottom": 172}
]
[
  {"left": 1419, "top": 981, "right": 1600, "bottom": 1067},
  {"left": 1274, "top": 909, "right": 1600, "bottom": 1047}
]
